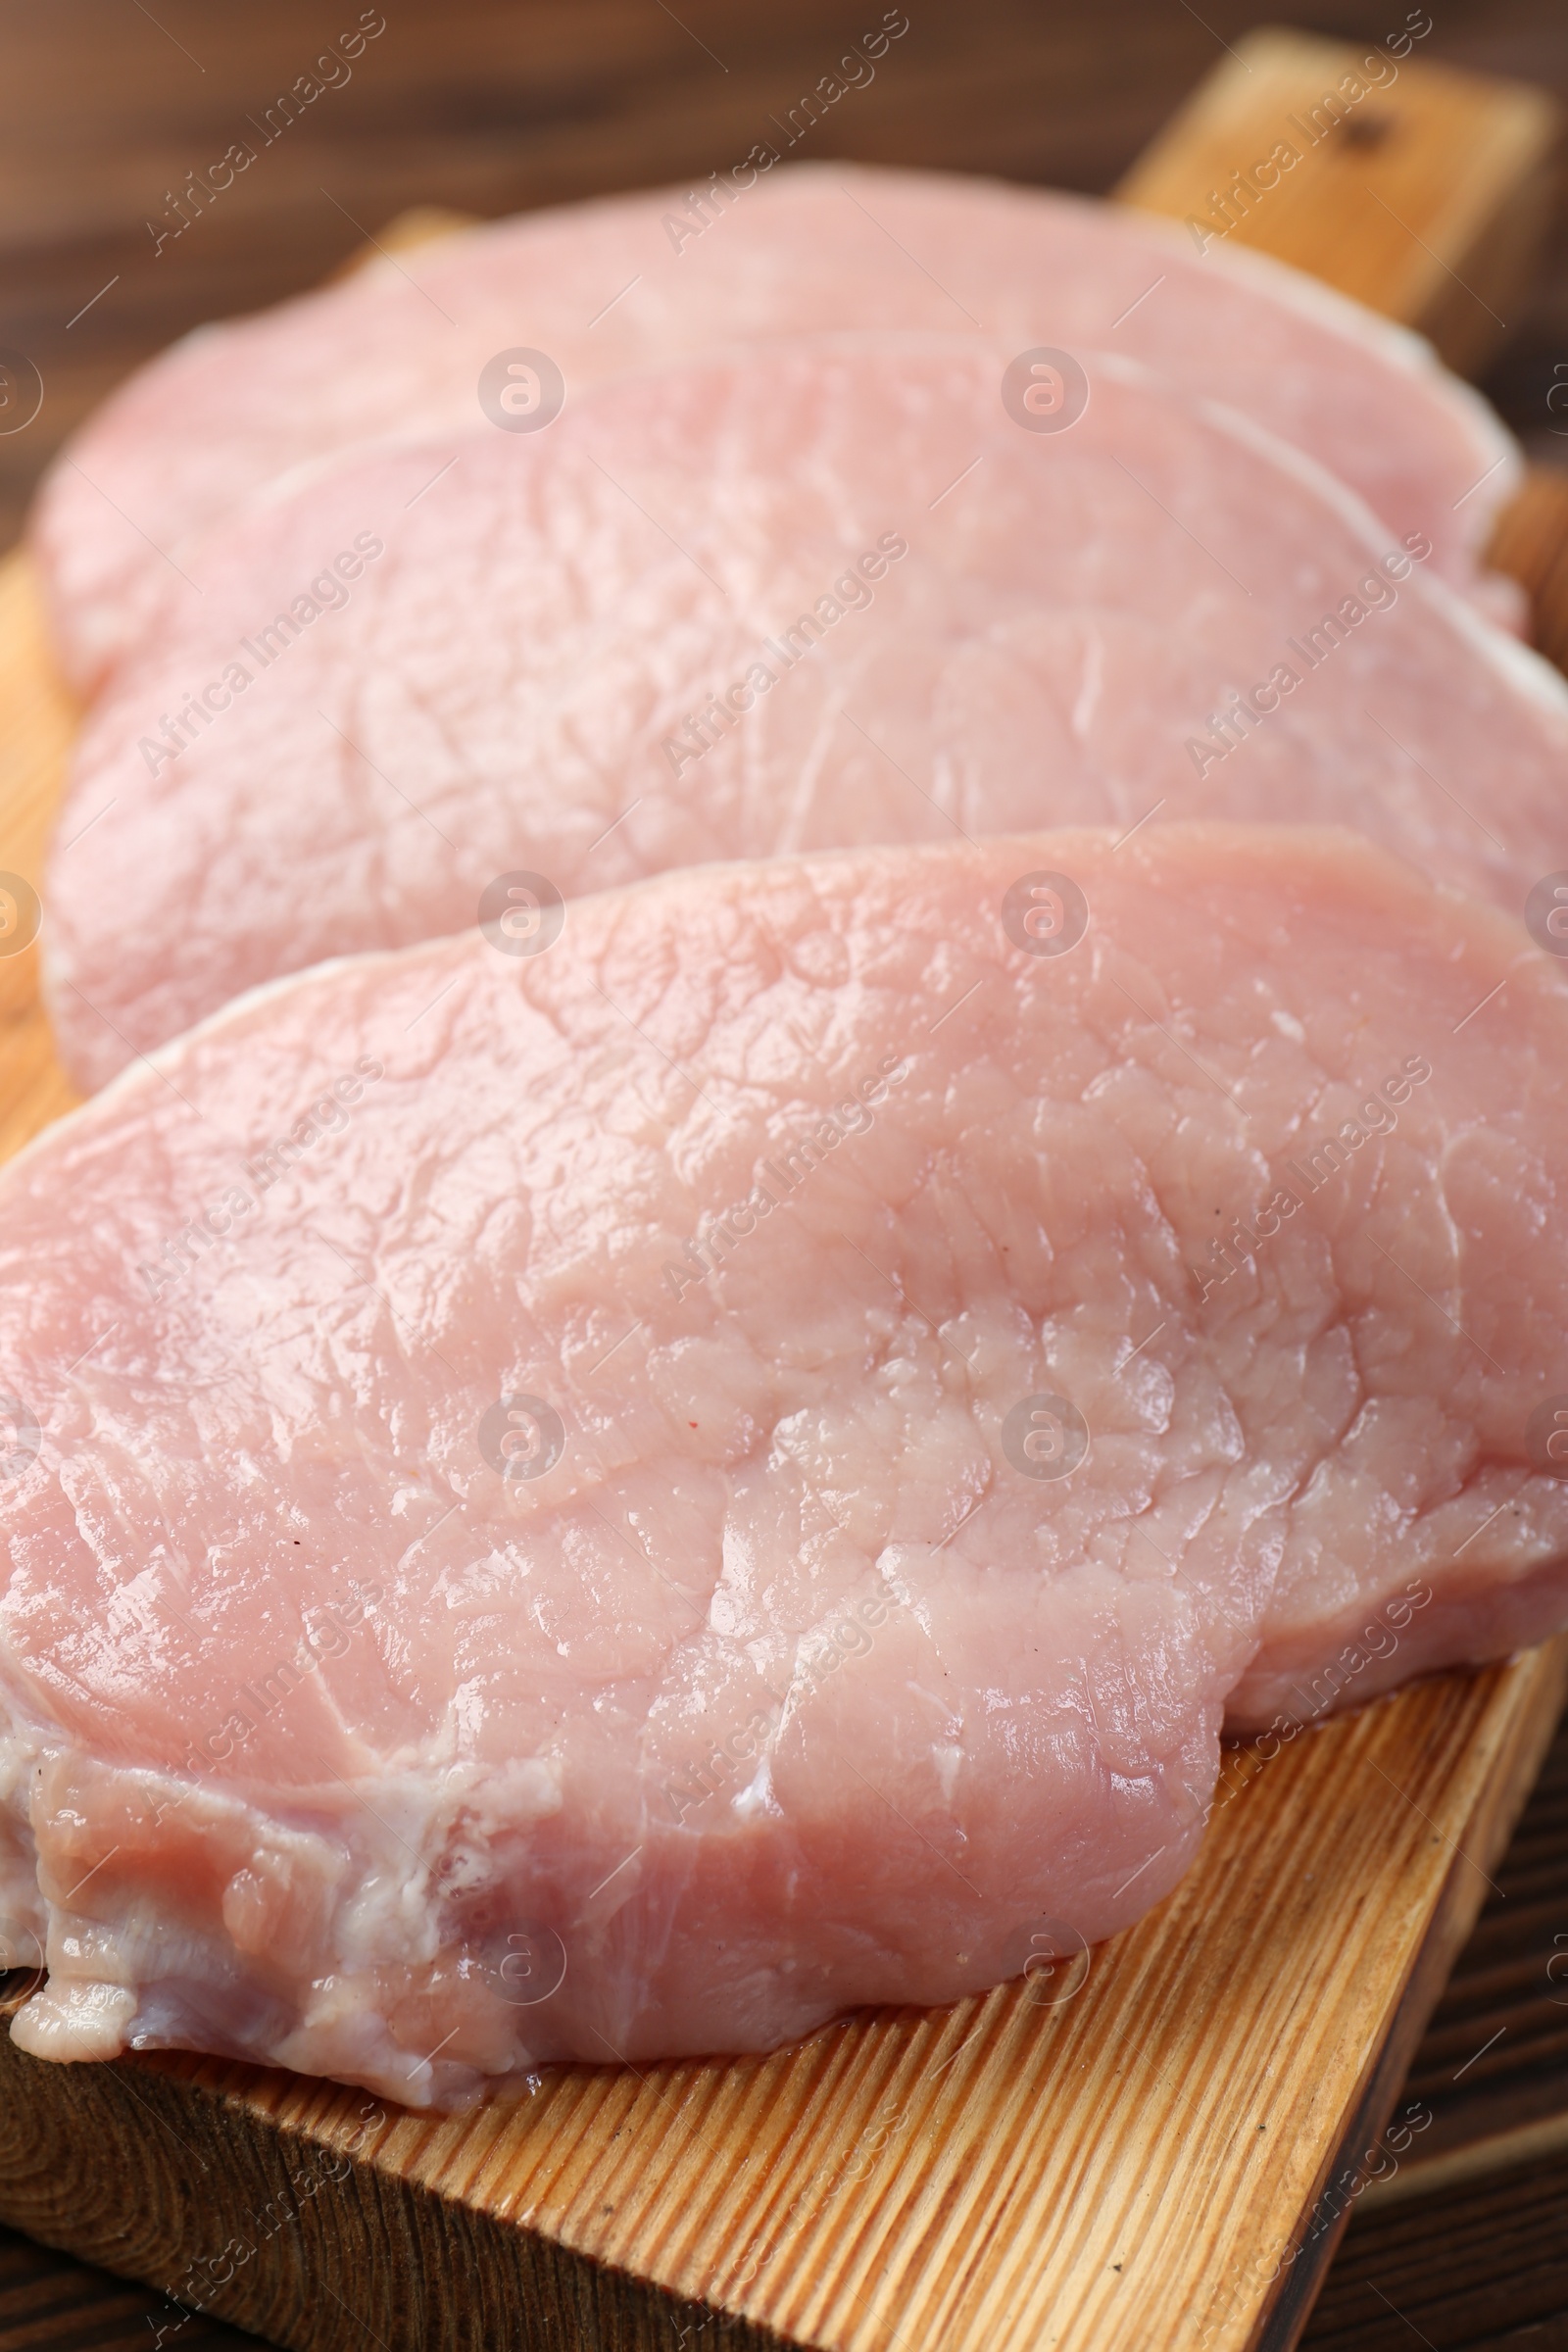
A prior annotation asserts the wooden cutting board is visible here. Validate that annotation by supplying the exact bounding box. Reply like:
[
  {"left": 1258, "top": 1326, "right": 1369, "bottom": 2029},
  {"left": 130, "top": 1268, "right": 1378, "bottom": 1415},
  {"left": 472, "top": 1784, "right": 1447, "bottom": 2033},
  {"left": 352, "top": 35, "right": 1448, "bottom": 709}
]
[{"left": 1, "top": 28, "right": 1566, "bottom": 2352}]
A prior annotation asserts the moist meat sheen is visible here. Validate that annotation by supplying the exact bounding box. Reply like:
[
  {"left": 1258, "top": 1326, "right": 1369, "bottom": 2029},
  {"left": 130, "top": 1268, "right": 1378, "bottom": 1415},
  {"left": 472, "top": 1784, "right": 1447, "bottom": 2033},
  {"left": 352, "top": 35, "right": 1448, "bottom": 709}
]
[
  {"left": 28, "top": 164, "right": 1517, "bottom": 692},
  {"left": 4, "top": 827, "right": 1567, "bottom": 2107},
  {"left": 44, "top": 339, "right": 1567, "bottom": 1093}
]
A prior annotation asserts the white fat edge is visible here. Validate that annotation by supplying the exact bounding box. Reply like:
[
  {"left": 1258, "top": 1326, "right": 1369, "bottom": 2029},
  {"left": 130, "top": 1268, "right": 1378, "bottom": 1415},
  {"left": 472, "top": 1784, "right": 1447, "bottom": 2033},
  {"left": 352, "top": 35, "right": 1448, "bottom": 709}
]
[
  {"left": 0, "top": 1728, "right": 47, "bottom": 1955},
  {"left": 33, "top": 813, "right": 907, "bottom": 1150},
  {"left": 0, "top": 1649, "right": 82, "bottom": 1811},
  {"left": 731, "top": 1752, "right": 774, "bottom": 1819},
  {"left": 17, "top": 925, "right": 481, "bottom": 1179},
  {"left": 54, "top": 166, "right": 743, "bottom": 470},
  {"left": 1070, "top": 626, "right": 1105, "bottom": 742},
  {"left": 36, "top": 335, "right": 1530, "bottom": 1149},
  {"left": 1079, "top": 346, "right": 1568, "bottom": 730},
  {"left": 1205, "top": 243, "right": 1522, "bottom": 538},
  {"left": 1209, "top": 416, "right": 1565, "bottom": 723},
  {"left": 778, "top": 162, "right": 1516, "bottom": 527},
  {"left": 773, "top": 157, "right": 1457, "bottom": 402},
  {"left": 29, "top": 810, "right": 954, "bottom": 1159},
  {"left": 1063, "top": 195, "right": 1519, "bottom": 518},
  {"left": 327, "top": 1753, "right": 564, "bottom": 1963},
  {"left": 32, "top": 328, "right": 1558, "bottom": 1192},
  {"left": 52, "top": 164, "right": 1509, "bottom": 557},
  {"left": 49, "top": 166, "right": 826, "bottom": 514},
  {"left": 0, "top": 1729, "right": 359, "bottom": 1960},
  {"left": 0, "top": 1718, "right": 565, "bottom": 1990},
  {"left": 220, "top": 419, "right": 487, "bottom": 530}
]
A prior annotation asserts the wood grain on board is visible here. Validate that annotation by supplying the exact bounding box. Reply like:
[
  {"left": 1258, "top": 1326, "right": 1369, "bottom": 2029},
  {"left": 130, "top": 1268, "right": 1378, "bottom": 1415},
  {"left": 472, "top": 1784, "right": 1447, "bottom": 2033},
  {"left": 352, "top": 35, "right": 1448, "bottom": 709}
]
[
  {"left": 0, "top": 1647, "right": 1564, "bottom": 2352},
  {"left": 0, "top": 555, "right": 77, "bottom": 1165},
  {"left": 11, "top": 1706, "right": 1568, "bottom": 2352},
  {"left": 2, "top": 25, "right": 1568, "bottom": 2352},
  {"left": 1357, "top": 1713, "right": 1568, "bottom": 2210},
  {"left": 1116, "top": 25, "right": 1560, "bottom": 377},
  {"left": 1285, "top": 1715, "right": 1568, "bottom": 2345},
  {"left": 1307, "top": 2156, "right": 1568, "bottom": 2350},
  {"left": 1114, "top": 24, "right": 1568, "bottom": 679},
  {"left": 1236, "top": 1705, "right": 1568, "bottom": 2349},
  {"left": 1489, "top": 462, "right": 1568, "bottom": 679}
]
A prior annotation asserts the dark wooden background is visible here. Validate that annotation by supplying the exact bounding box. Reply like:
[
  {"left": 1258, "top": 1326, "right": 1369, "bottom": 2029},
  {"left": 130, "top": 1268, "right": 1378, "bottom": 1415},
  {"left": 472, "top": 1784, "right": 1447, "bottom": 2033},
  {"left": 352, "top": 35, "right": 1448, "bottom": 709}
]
[
  {"left": 3, "top": 0, "right": 1568, "bottom": 553},
  {"left": 1, "top": 3, "right": 1567, "bottom": 2346}
]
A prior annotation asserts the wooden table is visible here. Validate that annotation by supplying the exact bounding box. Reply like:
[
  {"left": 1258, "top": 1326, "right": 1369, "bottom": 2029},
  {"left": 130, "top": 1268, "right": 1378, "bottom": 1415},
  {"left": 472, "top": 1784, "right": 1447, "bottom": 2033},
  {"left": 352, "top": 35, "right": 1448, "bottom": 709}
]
[
  {"left": 4, "top": 1714, "right": 1567, "bottom": 2352},
  {"left": 2, "top": 5, "right": 1567, "bottom": 2345}
]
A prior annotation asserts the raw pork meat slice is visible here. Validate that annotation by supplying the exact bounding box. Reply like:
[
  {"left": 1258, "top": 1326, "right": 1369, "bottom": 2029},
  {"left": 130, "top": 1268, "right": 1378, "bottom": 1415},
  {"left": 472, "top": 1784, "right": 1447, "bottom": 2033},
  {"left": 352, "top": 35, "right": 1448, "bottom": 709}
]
[
  {"left": 45, "top": 337, "right": 1568, "bottom": 1093},
  {"left": 5, "top": 825, "right": 1568, "bottom": 2107},
  {"left": 30, "top": 163, "right": 1516, "bottom": 692}
]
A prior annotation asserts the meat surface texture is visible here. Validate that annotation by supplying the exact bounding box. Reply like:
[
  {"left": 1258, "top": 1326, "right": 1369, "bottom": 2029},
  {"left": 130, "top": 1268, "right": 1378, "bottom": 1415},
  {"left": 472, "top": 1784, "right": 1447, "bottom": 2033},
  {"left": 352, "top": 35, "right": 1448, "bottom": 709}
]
[
  {"left": 30, "top": 163, "right": 1516, "bottom": 693},
  {"left": 45, "top": 338, "right": 1567, "bottom": 1094},
  {"left": 4, "top": 826, "right": 1568, "bottom": 2107}
]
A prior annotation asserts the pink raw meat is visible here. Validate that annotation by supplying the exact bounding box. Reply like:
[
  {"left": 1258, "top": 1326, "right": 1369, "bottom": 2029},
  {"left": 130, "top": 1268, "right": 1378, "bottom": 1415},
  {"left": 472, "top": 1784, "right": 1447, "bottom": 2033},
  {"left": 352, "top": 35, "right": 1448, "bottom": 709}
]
[
  {"left": 4, "top": 826, "right": 1568, "bottom": 2107},
  {"left": 29, "top": 164, "right": 1517, "bottom": 693},
  {"left": 45, "top": 337, "right": 1568, "bottom": 1094}
]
